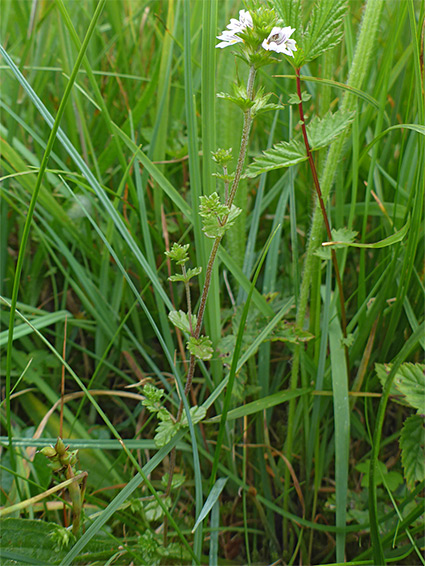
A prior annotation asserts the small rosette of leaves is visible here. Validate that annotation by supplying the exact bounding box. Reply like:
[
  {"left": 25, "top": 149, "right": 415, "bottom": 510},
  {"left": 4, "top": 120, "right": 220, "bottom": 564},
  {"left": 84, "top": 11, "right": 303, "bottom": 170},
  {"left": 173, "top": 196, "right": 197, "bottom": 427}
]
[
  {"left": 199, "top": 192, "right": 241, "bottom": 239},
  {"left": 165, "top": 242, "right": 190, "bottom": 265},
  {"left": 211, "top": 147, "right": 233, "bottom": 165},
  {"left": 187, "top": 336, "right": 214, "bottom": 360},
  {"left": 168, "top": 310, "right": 197, "bottom": 334}
]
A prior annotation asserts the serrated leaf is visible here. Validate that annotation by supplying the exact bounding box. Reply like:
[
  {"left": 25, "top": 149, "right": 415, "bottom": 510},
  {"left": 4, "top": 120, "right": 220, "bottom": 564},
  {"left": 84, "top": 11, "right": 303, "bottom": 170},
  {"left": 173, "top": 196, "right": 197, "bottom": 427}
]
[
  {"left": 318, "top": 227, "right": 358, "bottom": 258},
  {"left": 187, "top": 336, "right": 213, "bottom": 360},
  {"left": 217, "top": 91, "right": 254, "bottom": 112},
  {"left": 307, "top": 110, "right": 355, "bottom": 151},
  {"left": 376, "top": 363, "right": 425, "bottom": 410},
  {"left": 142, "top": 384, "right": 164, "bottom": 413},
  {"left": 168, "top": 266, "right": 202, "bottom": 283},
  {"left": 288, "top": 93, "right": 301, "bottom": 105},
  {"left": 245, "top": 139, "right": 307, "bottom": 178},
  {"left": 154, "top": 419, "right": 180, "bottom": 448},
  {"left": 165, "top": 242, "right": 190, "bottom": 265},
  {"left": 394, "top": 364, "right": 425, "bottom": 412},
  {"left": 168, "top": 310, "right": 197, "bottom": 334},
  {"left": 400, "top": 414, "right": 425, "bottom": 489},
  {"left": 272, "top": 0, "right": 303, "bottom": 41},
  {"left": 200, "top": 193, "right": 241, "bottom": 238},
  {"left": 303, "top": 0, "right": 348, "bottom": 62}
]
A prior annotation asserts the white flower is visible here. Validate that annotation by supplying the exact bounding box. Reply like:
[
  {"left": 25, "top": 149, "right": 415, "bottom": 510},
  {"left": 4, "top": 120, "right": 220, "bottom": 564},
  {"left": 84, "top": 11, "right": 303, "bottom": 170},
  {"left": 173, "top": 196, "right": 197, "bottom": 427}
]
[
  {"left": 216, "top": 9, "right": 253, "bottom": 49},
  {"left": 262, "top": 26, "right": 297, "bottom": 57}
]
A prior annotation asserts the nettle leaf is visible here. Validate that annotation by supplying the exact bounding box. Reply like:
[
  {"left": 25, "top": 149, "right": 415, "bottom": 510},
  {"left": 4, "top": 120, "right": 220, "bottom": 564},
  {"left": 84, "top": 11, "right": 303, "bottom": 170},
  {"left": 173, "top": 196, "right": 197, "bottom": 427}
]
[
  {"left": 376, "top": 363, "right": 425, "bottom": 410},
  {"left": 187, "top": 336, "right": 214, "bottom": 360},
  {"left": 303, "top": 0, "right": 348, "bottom": 62},
  {"left": 244, "top": 139, "right": 307, "bottom": 178},
  {"left": 307, "top": 110, "right": 355, "bottom": 151},
  {"left": 181, "top": 406, "right": 207, "bottom": 427},
  {"left": 168, "top": 310, "right": 197, "bottom": 334},
  {"left": 400, "top": 414, "right": 425, "bottom": 489}
]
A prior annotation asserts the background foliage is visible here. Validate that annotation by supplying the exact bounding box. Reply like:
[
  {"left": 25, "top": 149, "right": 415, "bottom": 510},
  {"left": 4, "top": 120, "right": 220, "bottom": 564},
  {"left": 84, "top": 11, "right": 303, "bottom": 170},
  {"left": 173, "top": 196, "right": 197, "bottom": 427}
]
[{"left": 1, "top": 0, "right": 424, "bottom": 564}]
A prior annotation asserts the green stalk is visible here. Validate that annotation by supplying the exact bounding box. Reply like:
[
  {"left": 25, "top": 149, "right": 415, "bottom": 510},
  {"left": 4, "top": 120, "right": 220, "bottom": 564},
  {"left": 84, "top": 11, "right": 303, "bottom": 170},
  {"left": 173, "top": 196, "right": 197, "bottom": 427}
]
[
  {"left": 283, "top": 0, "right": 385, "bottom": 545},
  {"left": 177, "top": 64, "right": 257, "bottom": 422},
  {"left": 4, "top": 0, "right": 106, "bottom": 464}
]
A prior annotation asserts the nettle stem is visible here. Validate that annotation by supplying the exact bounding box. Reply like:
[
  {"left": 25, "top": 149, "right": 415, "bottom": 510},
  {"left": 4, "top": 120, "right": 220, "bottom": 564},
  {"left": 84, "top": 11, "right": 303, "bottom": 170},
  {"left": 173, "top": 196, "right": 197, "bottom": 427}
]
[{"left": 294, "top": 68, "right": 348, "bottom": 357}]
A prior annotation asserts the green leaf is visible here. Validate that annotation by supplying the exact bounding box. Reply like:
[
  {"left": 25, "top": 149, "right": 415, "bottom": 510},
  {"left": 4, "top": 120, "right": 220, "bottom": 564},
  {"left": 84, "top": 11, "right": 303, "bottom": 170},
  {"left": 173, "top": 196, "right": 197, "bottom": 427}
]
[
  {"left": 288, "top": 93, "right": 301, "bottom": 105},
  {"left": 199, "top": 193, "right": 241, "bottom": 238},
  {"left": 315, "top": 227, "right": 358, "bottom": 259},
  {"left": 165, "top": 242, "right": 190, "bottom": 265},
  {"left": 269, "top": 321, "right": 314, "bottom": 344},
  {"left": 244, "top": 139, "right": 307, "bottom": 178},
  {"left": 307, "top": 110, "right": 355, "bottom": 152},
  {"left": 169, "top": 266, "right": 202, "bottom": 283},
  {"left": 187, "top": 336, "right": 214, "bottom": 360},
  {"left": 144, "top": 497, "right": 171, "bottom": 521},
  {"left": 161, "top": 473, "right": 185, "bottom": 490},
  {"left": 192, "top": 477, "right": 228, "bottom": 533},
  {"left": 0, "top": 519, "right": 115, "bottom": 565},
  {"left": 168, "top": 310, "right": 197, "bottom": 334},
  {"left": 142, "top": 384, "right": 165, "bottom": 414},
  {"left": 155, "top": 419, "right": 180, "bottom": 448},
  {"left": 376, "top": 363, "right": 425, "bottom": 410},
  {"left": 400, "top": 414, "right": 425, "bottom": 489},
  {"left": 319, "top": 217, "right": 410, "bottom": 256},
  {"left": 303, "top": 0, "right": 348, "bottom": 62}
]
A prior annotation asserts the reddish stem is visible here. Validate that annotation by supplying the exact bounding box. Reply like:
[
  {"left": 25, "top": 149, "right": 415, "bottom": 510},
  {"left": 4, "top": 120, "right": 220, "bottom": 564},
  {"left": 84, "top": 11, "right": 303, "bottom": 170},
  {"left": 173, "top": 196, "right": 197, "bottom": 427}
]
[{"left": 295, "top": 68, "right": 349, "bottom": 369}]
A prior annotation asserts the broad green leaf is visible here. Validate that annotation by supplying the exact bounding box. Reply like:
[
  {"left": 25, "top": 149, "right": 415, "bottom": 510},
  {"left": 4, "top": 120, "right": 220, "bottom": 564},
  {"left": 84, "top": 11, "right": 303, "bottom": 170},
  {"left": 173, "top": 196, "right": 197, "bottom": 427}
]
[
  {"left": 161, "top": 473, "right": 185, "bottom": 490},
  {"left": 307, "top": 110, "right": 355, "bottom": 151},
  {"left": 400, "top": 414, "right": 425, "bottom": 489},
  {"left": 0, "top": 519, "right": 115, "bottom": 565},
  {"left": 356, "top": 460, "right": 403, "bottom": 490},
  {"left": 192, "top": 477, "right": 228, "bottom": 533},
  {"left": 244, "top": 139, "right": 307, "bottom": 178},
  {"left": 303, "top": 0, "right": 348, "bottom": 62},
  {"left": 155, "top": 419, "right": 180, "bottom": 448},
  {"left": 376, "top": 363, "right": 425, "bottom": 410},
  {"left": 168, "top": 310, "right": 197, "bottom": 334},
  {"left": 187, "top": 336, "right": 214, "bottom": 360},
  {"left": 144, "top": 497, "right": 171, "bottom": 521}
]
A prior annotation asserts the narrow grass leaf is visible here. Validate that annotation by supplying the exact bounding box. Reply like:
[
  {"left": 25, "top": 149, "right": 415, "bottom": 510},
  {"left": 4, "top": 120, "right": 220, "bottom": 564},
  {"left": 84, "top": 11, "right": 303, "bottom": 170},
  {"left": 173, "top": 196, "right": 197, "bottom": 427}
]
[{"left": 192, "top": 477, "right": 228, "bottom": 533}]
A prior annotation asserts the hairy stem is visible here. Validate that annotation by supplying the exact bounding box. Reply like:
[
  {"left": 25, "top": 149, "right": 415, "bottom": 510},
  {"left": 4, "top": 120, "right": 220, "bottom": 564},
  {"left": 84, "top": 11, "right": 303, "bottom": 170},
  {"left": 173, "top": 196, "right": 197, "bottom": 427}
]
[{"left": 167, "top": 65, "right": 256, "bottom": 495}]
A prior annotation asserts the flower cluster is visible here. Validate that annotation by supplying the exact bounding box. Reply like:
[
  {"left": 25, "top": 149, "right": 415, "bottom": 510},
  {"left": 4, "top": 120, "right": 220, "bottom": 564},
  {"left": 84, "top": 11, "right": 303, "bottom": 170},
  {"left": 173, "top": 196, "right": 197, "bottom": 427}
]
[
  {"left": 216, "top": 9, "right": 297, "bottom": 57},
  {"left": 216, "top": 9, "right": 253, "bottom": 49}
]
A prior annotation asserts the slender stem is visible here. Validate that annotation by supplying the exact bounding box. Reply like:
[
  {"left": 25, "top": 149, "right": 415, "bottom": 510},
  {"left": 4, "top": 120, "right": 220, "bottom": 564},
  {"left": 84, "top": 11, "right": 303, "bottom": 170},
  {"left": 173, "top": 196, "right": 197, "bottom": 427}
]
[
  {"left": 168, "top": 65, "right": 257, "bottom": 493},
  {"left": 182, "top": 265, "right": 194, "bottom": 336},
  {"left": 295, "top": 68, "right": 348, "bottom": 352}
]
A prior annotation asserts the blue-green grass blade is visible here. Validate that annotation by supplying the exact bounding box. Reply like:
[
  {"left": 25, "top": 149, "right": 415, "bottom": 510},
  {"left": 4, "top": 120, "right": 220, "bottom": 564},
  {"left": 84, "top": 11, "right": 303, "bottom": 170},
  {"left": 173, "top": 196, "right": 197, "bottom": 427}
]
[
  {"left": 1, "top": 0, "right": 106, "bottom": 461},
  {"left": 329, "top": 310, "right": 350, "bottom": 562}
]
